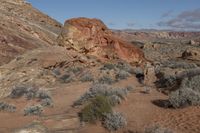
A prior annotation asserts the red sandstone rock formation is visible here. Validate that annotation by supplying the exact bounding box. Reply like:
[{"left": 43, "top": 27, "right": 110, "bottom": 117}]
[{"left": 57, "top": 17, "right": 145, "bottom": 64}]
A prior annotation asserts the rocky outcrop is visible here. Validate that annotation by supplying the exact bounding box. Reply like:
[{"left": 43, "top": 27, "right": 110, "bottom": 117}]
[
  {"left": 182, "top": 47, "right": 200, "bottom": 61},
  {"left": 0, "top": 0, "right": 62, "bottom": 65},
  {"left": 57, "top": 17, "right": 145, "bottom": 64}
]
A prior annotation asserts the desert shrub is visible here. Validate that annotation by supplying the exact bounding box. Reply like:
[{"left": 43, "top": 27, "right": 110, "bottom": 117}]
[
  {"left": 168, "top": 75, "right": 200, "bottom": 108},
  {"left": 24, "top": 105, "right": 43, "bottom": 116},
  {"left": 0, "top": 102, "right": 16, "bottom": 112},
  {"left": 180, "top": 75, "right": 200, "bottom": 92},
  {"left": 116, "top": 61, "right": 134, "bottom": 74},
  {"left": 10, "top": 86, "right": 52, "bottom": 100},
  {"left": 73, "top": 84, "right": 130, "bottom": 106},
  {"left": 134, "top": 67, "right": 144, "bottom": 83},
  {"left": 98, "top": 76, "right": 115, "bottom": 85},
  {"left": 101, "top": 61, "right": 135, "bottom": 74},
  {"left": 52, "top": 68, "right": 61, "bottom": 76},
  {"left": 101, "top": 63, "right": 116, "bottom": 70},
  {"left": 41, "top": 98, "right": 53, "bottom": 107},
  {"left": 59, "top": 74, "right": 73, "bottom": 83},
  {"left": 10, "top": 86, "right": 38, "bottom": 99},
  {"left": 162, "top": 60, "right": 198, "bottom": 69},
  {"left": 169, "top": 87, "right": 200, "bottom": 108},
  {"left": 69, "top": 66, "right": 83, "bottom": 74},
  {"left": 134, "top": 67, "right": 144, "bottom": 75},
  {"left": 155, "top": 73, "right": 180, "bottom": 91},
  {"left": 79, "top": 95, "right": 112, "bottom": 123},
  {"left": 80, "top": 72, "right": 94, "bottom": 82},
  {"left": 103, "top": 112, "right": 127, "bottom": 131},
  {"left": 126, "top": 86, "right": 134, "bottom": 92},
  {"left": 108, "top": 95, "right": 122, "bottom": 106},
  {"left": 36, "top": 90, "right": 51, "bottom": 100},
  {"left": 144, "top": 125, "right": 174, "bottom": 133},
  {"left": 115, "top": 70, "right": 130, "bottom": 80}
]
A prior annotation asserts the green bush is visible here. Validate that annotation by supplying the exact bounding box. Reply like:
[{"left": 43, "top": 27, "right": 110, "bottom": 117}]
[{"left": 79, "top": 95, "right": 112, "bottom": 123}]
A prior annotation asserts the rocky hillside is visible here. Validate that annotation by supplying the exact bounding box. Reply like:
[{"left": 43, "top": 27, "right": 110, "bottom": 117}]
[{"left": 0, "top": 0, "right": 62, "bottom": 65}]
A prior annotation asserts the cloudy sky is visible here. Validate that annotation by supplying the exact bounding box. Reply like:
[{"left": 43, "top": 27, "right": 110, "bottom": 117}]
[{"left": 27, "top": 0, "right": 200, "bottom": 31}]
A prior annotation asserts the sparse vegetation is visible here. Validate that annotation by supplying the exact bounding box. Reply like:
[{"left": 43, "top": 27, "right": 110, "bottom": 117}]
[
  {"left": 116, "top": 61, "right": 135, "bottom": 74},
  {"left": 161, "top": 60, "right": 198, "bottom": 69},
  {"left": 108, "top": 95, "right": 122, "bottom": 106},
  {"left": 75, "top": 83, "right": 132, "bottom": 130},
  {"left": 169, "top": 87, "right": 200, "bottom": 108},
  {"left": 73, "top": 83, "right": 131, "bottom": 106},
  {"left": 79, "top": 95, "right": 112, "bottom": 123},
  {"left": 98, "top": 75, "right": 115, "bottom": 85},
  {"left": 101, "top": 63, "right": 116, "bottom": 70},
  {"left": 100, "top": 61, "right": 135, "bottom": 82},
  {"left": 52, "top": 68, "right": 61, "bottom": 76},
  {"left": 80, "top": 72, "right": 94, "bottom": 82},
  {"left": 0, "top": 102, "right": 16, "bottom": 112},
  {"left": 155, "top": 73, "right": 179, "bottom": 92},
  {"left": 41, "top": 98, "right": 53, "bottom": 107},
  {"left": 10, "top": 85, "right": 53, "bottom": 108},
  {"left": 10, "top": 86, "right": 37, "bottom": 99},
  {"left": 115, "top": 70, "right": 130, "bottom": 80},
  {"left": 59, "top": 74, "right": 74, "bottom": 83},
  {"left": 24, "top": 105, "right": 43, "bottom": 116},
  {"left": 70, "top": 66, "right": 83, "bottom": 74},
  {"left": 103, "top": 112, "right": 127, "bottom": 131}
]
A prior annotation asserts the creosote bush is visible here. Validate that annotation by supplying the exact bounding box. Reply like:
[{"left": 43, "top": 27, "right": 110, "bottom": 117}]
[
  {"left": 0, "top": 102, "right": 16, "bottom": 112},
  {"left": 103, "top": 112, "right": 127, "bottom": 131},
  {"left": 79, "top": 95, "right": 112, "bottom": 123}
]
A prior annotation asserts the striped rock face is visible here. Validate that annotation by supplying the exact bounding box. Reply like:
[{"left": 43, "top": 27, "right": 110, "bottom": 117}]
[{"left": 0, "top": 0, "right": 62, "bottom": 65}]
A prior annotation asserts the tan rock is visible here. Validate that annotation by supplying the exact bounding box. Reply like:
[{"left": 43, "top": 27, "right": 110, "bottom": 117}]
[
  {"left": 144, "top": 63, "right": 157, "bottom": 86},
  {"left": 182, "top": 47, "right": 200, "bottom": 61}
]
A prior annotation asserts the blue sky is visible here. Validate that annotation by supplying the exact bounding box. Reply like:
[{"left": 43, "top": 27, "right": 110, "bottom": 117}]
[{"left": 27, "top": 0, "right": 200, "bottom": 30}]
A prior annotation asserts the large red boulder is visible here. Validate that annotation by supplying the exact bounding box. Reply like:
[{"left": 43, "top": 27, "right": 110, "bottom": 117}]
[{"left": 57, "top": 17, "right": 145, "bottom": 64}]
